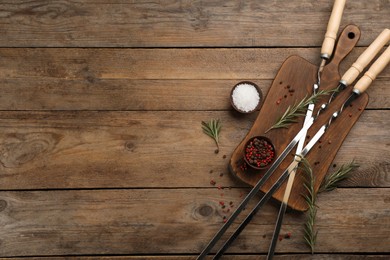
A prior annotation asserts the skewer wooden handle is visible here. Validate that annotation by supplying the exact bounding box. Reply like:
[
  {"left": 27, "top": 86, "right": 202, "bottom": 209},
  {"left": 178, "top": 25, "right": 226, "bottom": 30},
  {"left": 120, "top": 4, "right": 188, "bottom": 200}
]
[
  {"left": 341, "top": 29, "right": 390, "bottom": 86},
  {"left": 281, "top": 159, "right": 300, "bottom": 203},
  {"left": 354, "top": 45, "right": 390, "bottom": 94},
  {"left": 321, "top": 0, "right": 347, "bottom": 59}
]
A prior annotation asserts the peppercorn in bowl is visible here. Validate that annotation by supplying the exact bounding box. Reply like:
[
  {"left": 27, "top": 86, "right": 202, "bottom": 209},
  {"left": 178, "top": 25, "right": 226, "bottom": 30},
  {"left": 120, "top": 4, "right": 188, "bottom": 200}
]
[{"left": 244, "top": 136, "right": 276, "bottom": 170}]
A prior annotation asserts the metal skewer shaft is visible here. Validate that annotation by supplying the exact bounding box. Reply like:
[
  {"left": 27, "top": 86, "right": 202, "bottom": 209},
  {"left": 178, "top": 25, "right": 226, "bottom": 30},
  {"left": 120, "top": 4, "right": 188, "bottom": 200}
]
[
  {"left": 212, "top": 43, "right": 390, "bottom": 260},
  {"left": 266, "top": 1, "right": 347, "bottom": 258},
  {"left": 197, "top": 25, "right": 390, "bottom": 260},
  {"left": 267, "top": 31, "right": 390, "bottom": 259},
  {"left": 198, "top": 3, "right": 345, "bottom": 257},
  {"left": 196, "top": 118, "right": 314, "bottom": 259},
  {"left": 213, "top": 107, "right": 339, "bottom": 259}
]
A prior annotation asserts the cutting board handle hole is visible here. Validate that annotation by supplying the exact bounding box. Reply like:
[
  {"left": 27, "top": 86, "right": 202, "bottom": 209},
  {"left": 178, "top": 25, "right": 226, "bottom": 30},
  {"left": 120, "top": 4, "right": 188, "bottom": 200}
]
[{"left": 348, "top": 32, "right": 356, "bottom": 39}]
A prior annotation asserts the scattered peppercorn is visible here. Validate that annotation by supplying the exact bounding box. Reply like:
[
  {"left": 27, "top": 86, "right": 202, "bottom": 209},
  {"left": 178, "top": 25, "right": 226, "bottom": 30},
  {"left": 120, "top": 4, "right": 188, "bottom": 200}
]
[
  {"left": 319, "top": 145, "right": 322, "bottom": 149},
  {"left": 215, "top": 149, "right": 219, "bottom": 154},
  {"left": 240, "top": 161, "right": 248, "bottom": 171},
  {"left": 284, "top": 95, "right": 287, "bottom": 98},
  {"left": 219, "top": 173, "right": 224, "bottom": 177},
  {"left": 284, "top": 232, "right": 291, "bottom": 239},
  {"left": 209, "top": 170, "right": 213, "bottom": 174},
  {"left": 333, "top": 164, "right": 337, "bottom": 168},
  {"left": 223, "top": 155, "right": 227, "bottom": 159},
  {"left": 287, "top": 85, "right": 291, "bottom": 89}
]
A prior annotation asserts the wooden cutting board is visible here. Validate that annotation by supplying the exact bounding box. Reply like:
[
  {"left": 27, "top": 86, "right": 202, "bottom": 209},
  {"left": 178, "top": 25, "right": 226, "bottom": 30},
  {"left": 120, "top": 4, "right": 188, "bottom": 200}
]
[{"left": 229, "top": 25, "right": 369, "bottom": 212}]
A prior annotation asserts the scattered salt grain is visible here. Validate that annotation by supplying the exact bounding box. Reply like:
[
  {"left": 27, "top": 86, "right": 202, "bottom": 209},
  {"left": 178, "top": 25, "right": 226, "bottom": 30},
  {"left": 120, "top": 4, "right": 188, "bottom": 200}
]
[{"left": 232, "top": 83, "right": 260, "bottom": 112}]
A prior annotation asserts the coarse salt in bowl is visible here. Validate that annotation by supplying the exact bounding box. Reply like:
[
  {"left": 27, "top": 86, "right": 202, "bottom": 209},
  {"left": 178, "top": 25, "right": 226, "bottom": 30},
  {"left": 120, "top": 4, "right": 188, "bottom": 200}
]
[{"left": 231, "top": 81, "right": 262, "bottom": 113}]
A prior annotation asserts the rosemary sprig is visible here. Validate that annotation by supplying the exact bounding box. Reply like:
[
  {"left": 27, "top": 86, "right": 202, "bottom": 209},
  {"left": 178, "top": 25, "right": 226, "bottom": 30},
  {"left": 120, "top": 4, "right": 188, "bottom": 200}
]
[
  {"left": 319, "top": 161, "right": 360, "bottom": 192},
  {"left": 265, "top": 89, "right": 334, "bottom": 133},
  {"left": 302, "top": 160, "right": 360, "bottom": 254},
  {"left": 301, "top": 157, "right": 318, "bottom": 254},
  {"left": 201, "top": 119, "right": 222, "bottom": 151}
]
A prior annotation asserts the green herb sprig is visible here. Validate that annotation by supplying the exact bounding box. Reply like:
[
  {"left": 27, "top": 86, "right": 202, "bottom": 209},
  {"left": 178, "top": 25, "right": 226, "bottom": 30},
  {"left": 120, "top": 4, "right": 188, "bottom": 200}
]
[
  {"left": 302, "top": 160, "right": 360, "bottom": 254},
  {"left": 201, "top": 119, "right": 222, "bottom": 151},
  {"left": 319, "top": 161, "right": 360, "bottom": 192},
  {"left": 301, "top": 157, "right": 318, "bottom": 254},
  {"left": 265, "top": 89, "right": 334, "bottom": 133}
]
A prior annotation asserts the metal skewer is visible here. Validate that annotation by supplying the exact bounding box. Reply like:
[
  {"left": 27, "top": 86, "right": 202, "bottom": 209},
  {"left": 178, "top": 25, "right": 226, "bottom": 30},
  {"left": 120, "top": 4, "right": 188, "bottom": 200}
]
[
  {"left": 269, "top": 4, "right": 349, "bottom": 256},
  {"left": 267, "top": 28, "right": 390, "bottom": 259},
  {"left": 266, "top": 1, "right": 347, "bottom": 257},
  {"left": 197, "top": 116, "right": 314, "bottom": 259},
  {"left": 317, "top": 28, "right": 390, "bottom": 116},
  {"left": 197, "top": 3, "right": 347, "bottom": 258},
  {"left": 212, "top": 44, "right": 390, "bottom": 259}
]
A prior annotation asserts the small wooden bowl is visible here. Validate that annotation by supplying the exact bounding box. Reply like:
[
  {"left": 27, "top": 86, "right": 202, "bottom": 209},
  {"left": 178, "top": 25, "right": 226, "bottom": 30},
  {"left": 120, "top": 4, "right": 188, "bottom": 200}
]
[
  {"left": 243, "top": 136, "right": 276, "bottom": 170},
  {"left": 230, "top": 81, "right": 262, "bottom": 113}
]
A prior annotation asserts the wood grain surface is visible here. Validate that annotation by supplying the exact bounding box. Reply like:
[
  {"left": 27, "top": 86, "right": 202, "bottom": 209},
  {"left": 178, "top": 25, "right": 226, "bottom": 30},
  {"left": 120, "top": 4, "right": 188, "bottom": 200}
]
[
  {"left": 0, "top": 111, "right": 388, "bottom": 190},
  {"left": 0, "top": 189, "right": 389, "bottom": 256},
  {"left": 0, "top": 0, "right": 388, "bottom": 47},
  {"left": 0, "top": 0, "right": 389, "bottom": 258},
  {"left": 0, "top": 48, "right": 388, "bottom": 111}
]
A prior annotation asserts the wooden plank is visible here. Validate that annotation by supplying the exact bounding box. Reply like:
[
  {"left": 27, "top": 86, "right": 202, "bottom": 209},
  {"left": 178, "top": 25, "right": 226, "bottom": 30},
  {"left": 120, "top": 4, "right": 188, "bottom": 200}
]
[
  {"left": 1, "top": 48, "right": 389, "bottom": 81},
  {"left": 0, "top": 111, "right": 388, "bottom": 190},
  {"left": 0, "top": 0, "right": 388, "bottom": 47},
  {"left": 0, "top": 188, "right": 388, "bottom": 256},
  {"left": 4, "top": 255, "right": 390, "bottom": 259},
  {"left": 0, "top": 78, "right": 388, "bottom": 111}
]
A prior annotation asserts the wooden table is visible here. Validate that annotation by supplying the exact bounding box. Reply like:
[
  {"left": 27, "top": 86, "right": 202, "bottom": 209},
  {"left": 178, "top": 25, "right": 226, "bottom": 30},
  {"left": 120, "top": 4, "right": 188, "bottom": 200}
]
[{"left": 0, "top": 1, "right": 389, "bottom": 259}]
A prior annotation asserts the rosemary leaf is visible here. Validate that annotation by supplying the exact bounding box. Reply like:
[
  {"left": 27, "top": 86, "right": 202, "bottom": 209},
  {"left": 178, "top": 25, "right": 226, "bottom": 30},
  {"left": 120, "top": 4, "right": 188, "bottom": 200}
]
[
  {"left": 319, "top": 161, "right": 360, "bottom": 192},
  {"left": 301, "top": 160, "right": 359, "bottom": 254},
  {"left": 201, "top": 119, "right": 222, "bottom": 149},
  {"left": 300, "top": 157, "right": 318, "bottom": 254},
  {"left": 265, "top": 89, "right": 335, "bottom": 133}
]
